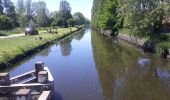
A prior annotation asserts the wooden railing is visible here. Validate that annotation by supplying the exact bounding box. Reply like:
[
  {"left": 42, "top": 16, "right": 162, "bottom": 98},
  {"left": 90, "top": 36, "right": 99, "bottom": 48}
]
[{"left": 0, "top": 61, "right": 54, "bottom": 100}]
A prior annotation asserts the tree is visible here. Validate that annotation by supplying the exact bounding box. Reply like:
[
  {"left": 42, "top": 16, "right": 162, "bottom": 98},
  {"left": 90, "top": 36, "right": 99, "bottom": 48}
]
[
  {"left": 25, "top": 0, "right": 33, "bottom": 24},
  {"left": 85, "top": 18, "right": 90, "bottom": 25},
  {"left": 91, "top": 0, "right": 104, "bottom": 28},
  {"left": 0, "top": 15, "right": 12, "bottom": 30},
  {"left": 91, "top": 0, "right": 119, "bottom": 30},
  {"left": 117, "top": 0, "right": 170, "bottom": 35},
  {"left": 59, "top": 0, "right": 72, "bottom": 27},
  {"left": 67, "top": 18, "right": 76, "bottom": 26},
  {"left": 51, "top": 0, "right": 73, "bottom": 27},
  {"left": 0, "top": 0, "right": 3, "bottom": 15},
  {"left": 16, "top": 0, "right": 26, "bottom": 27},
  {"left": 5, "top": 1, "right": 18, "bottom": 27},
  {"left": 99, "top": 0, "right": 118, "bottom": 30},
  {"left": 34, "top": 1, "right": 49, "bottom": 27},
  {"left": 73, "top": 12, "right": 86, "bottom": 25}
]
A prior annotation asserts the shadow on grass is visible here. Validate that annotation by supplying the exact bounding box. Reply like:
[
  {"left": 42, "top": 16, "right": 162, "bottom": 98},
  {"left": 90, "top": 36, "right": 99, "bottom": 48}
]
[{"left": 0, "top": 33, "right": 8, "bottom": 36}]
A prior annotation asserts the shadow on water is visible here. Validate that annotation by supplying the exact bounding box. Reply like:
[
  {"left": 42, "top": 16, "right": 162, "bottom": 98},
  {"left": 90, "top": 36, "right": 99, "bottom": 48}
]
[{"left": 91, "top": 29, "right": 170, "bottom": 100}]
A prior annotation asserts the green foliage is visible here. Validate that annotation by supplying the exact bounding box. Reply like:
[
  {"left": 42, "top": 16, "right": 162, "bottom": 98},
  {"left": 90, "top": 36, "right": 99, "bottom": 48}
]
[
  {"left": 117, "top": 0, "right": 170, "bottom": 35},
  {"left": 0, "top": 0, "right": 18, "bottom": 28},
  {"left": 99, "top": 0, "right": 118, "bottom": 30},
  {"left": 0, "top": 28, "right": 23, "bottom": 36},
  {"left": 91, "top": 0, "right": 103, "bottom": 28},
  {"left": 73, "top": 12, "right": 86, "bottom": 25},
  {"left": 92, "top": 0, "right": 170, "bottom": 35},
  {"left": 0, "top": 0, "right": 3, "bottom": 14},
  {"left": 34, "top": 1, "right": 49, "bottom": 27},
  {"left": 25, "top": 0, "right": 32, "bottom": 24},
  {"left": 16, "top": 0, "right": 27, "bottom": 27},
  {"left": 0, "top": 15, "right": 12, "bottom": 30},
  {"left": 51, "top": 0, "right": 73, "bottom": 27},
  {"left": 16, "top": 0, "right": 51, "bottom": 27},
  {"left": 157, "top": 42, "right": 170, "bottom": 50},
  {"left": 92, "top": 0, "right": 119, "bottom": 30},
  {"left": 67, "top": 18, "right": 76, "bottom": 26},
  {"left": 58, "top": 0, "right": 72, "bottom": 27},
  {"left": 51, "top": 18, "right": 64, "bottom": 27}
]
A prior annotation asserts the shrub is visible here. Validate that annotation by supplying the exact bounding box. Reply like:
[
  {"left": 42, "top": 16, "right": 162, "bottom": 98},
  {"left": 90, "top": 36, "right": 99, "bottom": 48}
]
[{"left": 0, "top": 15, "right": 13, "bottom": 30}]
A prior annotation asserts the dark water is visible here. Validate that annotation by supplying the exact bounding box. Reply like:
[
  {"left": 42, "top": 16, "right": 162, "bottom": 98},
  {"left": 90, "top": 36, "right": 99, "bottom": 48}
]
[{"left": 4, "top": 28, "right": 170, "bottom": 100}]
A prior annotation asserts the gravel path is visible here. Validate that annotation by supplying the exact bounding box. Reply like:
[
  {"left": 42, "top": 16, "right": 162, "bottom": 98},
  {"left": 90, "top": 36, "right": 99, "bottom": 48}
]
[{"left": 0, "top": 33, "right": 25, "bottom": 39}]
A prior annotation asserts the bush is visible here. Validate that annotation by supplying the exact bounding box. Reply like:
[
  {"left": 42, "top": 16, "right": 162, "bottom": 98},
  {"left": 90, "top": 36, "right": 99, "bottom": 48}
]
[
  {"left": 156, "top": 42, "right": 170, "bottom": 57},
  {"left": 0, "top": 15, "right": 13, "bottom": 30}
]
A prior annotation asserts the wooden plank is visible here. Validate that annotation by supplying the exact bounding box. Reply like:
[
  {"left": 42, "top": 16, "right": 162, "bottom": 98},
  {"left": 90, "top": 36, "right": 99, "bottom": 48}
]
[{"left": 38, "top": 91, "right": 51, "bottom": 100}]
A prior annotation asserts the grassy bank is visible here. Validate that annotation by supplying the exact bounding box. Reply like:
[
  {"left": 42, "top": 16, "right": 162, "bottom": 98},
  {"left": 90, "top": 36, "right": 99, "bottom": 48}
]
[
  {"left": 0, "top": 26, "right": 83, "bottom": 68},
  {"left": 0, "top": 28, "right": 24, "bottom": 36},
  {"left": 119, "top": 28, "right": 170, "bottom": 57}
]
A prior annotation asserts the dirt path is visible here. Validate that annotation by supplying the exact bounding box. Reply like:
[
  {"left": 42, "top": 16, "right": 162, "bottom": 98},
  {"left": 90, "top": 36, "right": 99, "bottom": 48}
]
[{"left": 0, "top": 33, "right": 25, "bottom": 39}]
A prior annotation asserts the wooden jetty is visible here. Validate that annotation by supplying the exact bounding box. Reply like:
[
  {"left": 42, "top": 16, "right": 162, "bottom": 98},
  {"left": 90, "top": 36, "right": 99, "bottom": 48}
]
[{"left": 0, "top": 61, "right": 54, "bottom": 100}]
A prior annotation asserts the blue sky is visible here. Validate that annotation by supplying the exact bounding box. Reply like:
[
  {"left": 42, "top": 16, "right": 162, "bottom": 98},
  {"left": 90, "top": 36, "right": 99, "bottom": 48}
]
[{"left": 11, "top": 0, "right": 93, "bottom": 19}]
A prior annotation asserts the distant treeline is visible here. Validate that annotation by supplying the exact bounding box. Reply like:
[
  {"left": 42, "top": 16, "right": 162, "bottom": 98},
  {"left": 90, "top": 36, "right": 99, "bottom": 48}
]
[
  {"left": 91, "top": 0, "right": 170, "bottom": 35},
  {"left": 0, "top": 0, "right": 89, "bottom": 30}
]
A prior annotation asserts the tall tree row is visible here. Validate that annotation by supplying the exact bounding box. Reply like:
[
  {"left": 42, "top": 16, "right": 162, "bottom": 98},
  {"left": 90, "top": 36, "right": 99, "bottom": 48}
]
[
  {"left": 51, "top": 0, "right": 89, "bottom": 27},
  {"left": 16, "top": 0, "right": 50, "bottom": 27},
  {"left": 33, "top": 1, "right": 49, "bottom": 27},
  {"left": 0, "top": 0, "right": 88, "bottom": 30},
  {"left": 92, "top": 0, "right": 170, "bottom": 35}
]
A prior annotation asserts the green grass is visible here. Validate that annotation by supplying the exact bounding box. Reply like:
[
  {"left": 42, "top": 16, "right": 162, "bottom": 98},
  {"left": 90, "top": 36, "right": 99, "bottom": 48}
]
[
  {"left": 157, "top": 42, "right": 170, "bottom": 49},
  {"left": 0, "top": 27, "right": 81, "bottom": 66},
  {"left": 119, "top": 28, "right": 170, "bottom": 56},
  {"left": 119, "top": 28, "right": 133, "bottom": 35},
  {"left": 0, "top": 28, "right": 24, "bottom": 36}
]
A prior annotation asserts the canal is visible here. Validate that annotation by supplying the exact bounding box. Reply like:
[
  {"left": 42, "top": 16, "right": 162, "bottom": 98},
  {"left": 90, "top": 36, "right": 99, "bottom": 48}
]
[{"left": 4, "top": 28, "right": 170, "bottom": 100}]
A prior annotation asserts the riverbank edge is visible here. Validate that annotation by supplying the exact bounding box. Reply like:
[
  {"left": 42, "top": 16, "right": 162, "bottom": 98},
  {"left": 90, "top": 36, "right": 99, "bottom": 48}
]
[
  {"left": 92, "top": 27, "right": 170, "bottom": 59},
  {"left": 118, "top": 34, "right": 170, "bottom": 59},
  {"left": 0, "top": 26, "right": 85, "bottom": 69}
]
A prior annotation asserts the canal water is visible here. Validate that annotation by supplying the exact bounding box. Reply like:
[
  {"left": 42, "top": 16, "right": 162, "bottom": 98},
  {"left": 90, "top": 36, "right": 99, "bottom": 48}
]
[{"left": 4, "top": 28, "right": 170, "bottom": 100}]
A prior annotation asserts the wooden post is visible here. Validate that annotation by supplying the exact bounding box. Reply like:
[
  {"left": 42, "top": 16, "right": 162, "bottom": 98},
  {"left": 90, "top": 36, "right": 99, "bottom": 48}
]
[
  {"left": 15, "top": 89, "right": 31, "bottom": 100},
  {"left": 38, "top": 71, "right": 48, "bottom": 84},
  {"left": 0, "top": 73, "right": 10, "bottom": 86},
  {"left": 35, "top": 61, "right": 44, "bottom": 82}
]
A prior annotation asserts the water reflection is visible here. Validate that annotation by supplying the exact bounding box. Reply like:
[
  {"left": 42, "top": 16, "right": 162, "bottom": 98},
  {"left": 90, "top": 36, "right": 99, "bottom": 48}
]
[
  {"left": 59, "top": 38, "right": 72, "bottom": 56},
  {"left": 74, "top": 29, "right": 86, "bottom": 41},
  {"left": 138, "top": 58, "right": 151, "bottom": 67},
  {"left": 59, "top": 29, "right": 86, "bottom": 56},
  {"left": 91, "top": 30, "right": 170, "bottom": 100},
  {"left": 37, "top": 46, "right": 52, "bottom": 57},
  {"left": 2, "top": 28, "right": 170, "bottom": 100}
]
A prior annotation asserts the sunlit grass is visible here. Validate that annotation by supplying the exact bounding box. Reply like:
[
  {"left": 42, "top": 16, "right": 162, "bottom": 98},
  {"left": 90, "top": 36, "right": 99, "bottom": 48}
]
[
  {"left": 0, "top": 28, "right": 24, "bottom": 36},
  {"left": 0, "top": 27, "right": 80, "bottom": 66}
]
